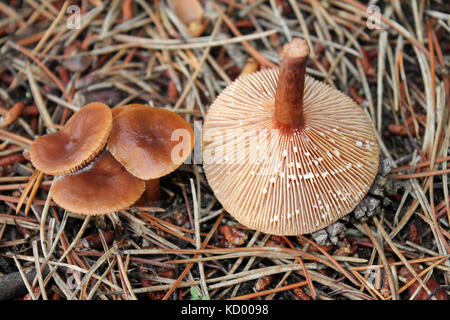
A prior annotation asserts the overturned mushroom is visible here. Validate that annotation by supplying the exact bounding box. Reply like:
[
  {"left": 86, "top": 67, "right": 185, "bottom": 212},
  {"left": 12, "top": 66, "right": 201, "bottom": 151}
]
[
  {"left": 203, "top": 38, "right": 379, "bottom": 235},
  {"left": 30, "top": 102, "right": 112, "bottom": 175},
  {"left": 51, "top": 150, "right": 145, "bottom": 215},
  {"left": 107, "top": 104, "right": 194, "bottom": 180}
]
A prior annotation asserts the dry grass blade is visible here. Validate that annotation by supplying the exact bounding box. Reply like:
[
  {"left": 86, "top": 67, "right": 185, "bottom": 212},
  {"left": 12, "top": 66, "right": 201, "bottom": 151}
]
[
  {"left": 163, "top": 212, "right": 225, "bottom": 300},
  {"left": 15, "top": 169, "right": 39, "bottom": 214},
  {"left": 373, "top": 218, "right": 433, "bottom": 297},
  {"left": 227, "top": 280, "right": 308, "bottom": 300}
]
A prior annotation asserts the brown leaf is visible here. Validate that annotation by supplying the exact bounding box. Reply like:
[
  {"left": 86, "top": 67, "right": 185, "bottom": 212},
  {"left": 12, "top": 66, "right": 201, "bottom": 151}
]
[
  {"left": 219, "top": 225, "right": 248, "bottom": 246},
  {"left": 254, "top": 275, "right": 275, "bottom": 291},
  {"left": 408, "top": 223, "right": 420, "bottom": 244},
  {"left": 292, "top": 286, "right": 311, "bottom": 300},
  {"left": 168, "top": 80, "right": 179, "bottom": 101},
  {"left": 399, "top": 265, "right": 448, "bottom": 300},
  {"left": 0, "top": 154, "right": 26, "bottom": 167},
  {"left": 79, "top": 231, "right": 115, "bottom": 250}
]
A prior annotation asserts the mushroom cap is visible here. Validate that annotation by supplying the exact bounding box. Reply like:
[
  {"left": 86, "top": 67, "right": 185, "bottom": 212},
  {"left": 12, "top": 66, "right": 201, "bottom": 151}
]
[
  {"left": 107, "top": 105, "right": 194, "bottom": 180},
  {"left": 172, "top": 0, "right": 203, "bottom": 25},
  {"left": 202, "top": 68, "right": 380, "bottom": 235},
  {"left": 30, "top": 102, "right": 112, "bottom": 175},
  {"left": 135, "top": 178, "right": 161, "bottom": 206},
  {"left": 111, "top": 104, "right": 142, "bottom": 118},
  {"left": 111, "top": 106, "right": 126, "bottom": 117},
  {"left": 51, "top": 150, "right": 145, "bottom": 215}
]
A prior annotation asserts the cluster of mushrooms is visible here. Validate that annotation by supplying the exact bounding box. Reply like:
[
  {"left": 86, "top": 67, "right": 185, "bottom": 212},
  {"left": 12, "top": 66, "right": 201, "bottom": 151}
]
[
  {"left": 30, "top": 103, "right": 194, "bottom": 215},
  {"left": 29, "top": 38, "right": 379, "bottom": 236}
]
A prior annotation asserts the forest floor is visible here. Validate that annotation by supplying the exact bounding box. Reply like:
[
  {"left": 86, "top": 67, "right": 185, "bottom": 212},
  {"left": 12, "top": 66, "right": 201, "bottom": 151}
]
[{"left": 0, "top": 0, "right": 448, "bottom": 300}]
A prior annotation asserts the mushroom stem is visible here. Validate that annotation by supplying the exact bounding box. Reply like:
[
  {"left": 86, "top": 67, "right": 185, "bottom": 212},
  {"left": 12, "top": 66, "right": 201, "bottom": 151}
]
[
  {"left": 135, "top": 178, "right": 161, "bottom": 206},
  {"left": 274, "top": 38, "right": 310, "bottom": 128}
]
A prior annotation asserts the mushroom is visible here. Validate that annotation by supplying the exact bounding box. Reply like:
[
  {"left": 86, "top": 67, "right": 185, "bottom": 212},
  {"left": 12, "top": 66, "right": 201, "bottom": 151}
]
[
  {"left": 107, "top": 104, "right": 194, "bottom": 180},
  {"left": 240, "top": 58, "right": 260, "bottom": 76},
  {"left": 51, "top": 150, "right": 145, "bottom": 215},
  {"left": 110, "top": 104, "right": 141, "bottom": 117},
  {"left": 110, "top": 104, "right": 164, "bottom": 205},
  {"left": 202, "top": 38, "right": 380, "bottom": 235},
  {"left": 172, "top": 0, "right": 206, "bottom": 37},
  {"left": 30, "top": 102, "right": 112, "bottom": 175}
]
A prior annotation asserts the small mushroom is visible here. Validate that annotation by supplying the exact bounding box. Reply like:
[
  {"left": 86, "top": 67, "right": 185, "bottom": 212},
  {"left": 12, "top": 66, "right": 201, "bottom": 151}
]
[
  {"left": 203, "top": 38, "right": 380, "bottom": 235},
  {"left": 172, "top": 0, "right": 206, "bottom": 37},
  {"left": 30, "top": 102, "right": 112, "bottom": 175},
  {"left": 51, "top": 150, "right": 145, "bottom": 215},
  {"left": 110, "top": 104, "right": 162, "bottom": 206},
  {"left": 107, "top": 104, "right": 194, "bottom": 180},
  {"left": 240, "top": 58, "right": 260, "bottom": 76}
]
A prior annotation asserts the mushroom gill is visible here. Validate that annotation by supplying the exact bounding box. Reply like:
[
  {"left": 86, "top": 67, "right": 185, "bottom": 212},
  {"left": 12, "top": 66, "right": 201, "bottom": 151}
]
[{"left": 203, "top": 38, "right": 380, "bottom": 235}]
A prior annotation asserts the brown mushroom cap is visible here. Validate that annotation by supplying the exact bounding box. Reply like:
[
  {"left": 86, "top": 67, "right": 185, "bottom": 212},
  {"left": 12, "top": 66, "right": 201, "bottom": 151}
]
[
  {"left": 203, "top": 47, "right": 379, "bottom": 235},
  {"left": 111, "top": 106, "right": 126, "bottom": 118},
  {"left": 51, "top": 150, "right": 145, "bottom": 215},
  {"left": 107, "top": 105, "right": 194, "bottom": 180},
  {"left": 172, "top": 0, "right": 203, "bottom": 26},
  {"left": 30, "top": 102, "right": 112, "bottom": 175}
]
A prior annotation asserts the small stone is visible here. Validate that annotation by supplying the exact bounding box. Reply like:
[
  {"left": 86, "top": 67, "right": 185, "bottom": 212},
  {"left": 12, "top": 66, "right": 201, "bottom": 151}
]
[
  {"left": 367, "top": 197, "right": 380, "bottom": 212},
  {"left": 353, "top": 195, "right": 381, "bottom": 221},
  {"left": 379, "top": 156, "right": 395, "bottom": 176},
  {"left": 311, "top": 221, "right": 346, "bottom": 245},
  {"left": 329, "top": 235, "right": 339, "bottom": 245},
  {"left": 326, "top": 222, "right": 345, "bottom": 238},
  {"left": 311, "top": 229, "right": 328, "bottom": 245},
  {"left": 353, "top": 201, "right": 367, "bottom": 220},
  {"left": 369, "top": 180, "right": 384, "bottom": 197}
]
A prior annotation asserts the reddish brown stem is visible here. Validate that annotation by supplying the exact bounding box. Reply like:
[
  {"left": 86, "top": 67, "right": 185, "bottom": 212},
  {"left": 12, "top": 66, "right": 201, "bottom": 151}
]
[
  {"left": 274, "top": 38, "right": 310, "bottom": 128},
  {"left": 135, "top": 178, "right": 161, "bottom": 206}
]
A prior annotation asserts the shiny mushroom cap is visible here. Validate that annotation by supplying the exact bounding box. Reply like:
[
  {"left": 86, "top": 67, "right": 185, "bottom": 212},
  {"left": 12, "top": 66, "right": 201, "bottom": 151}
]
[
  {"left": 203, "top": 38, "right": 379, "bottom": 235},
  {"left": 51, "top": 151, "right": 145, "bottom": 215},
  {"left": 30, "top": 102, "right": 112, "bottom": 175},
  {"left": 107, "top": 105, "right": 194, "bottom": 180}
]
